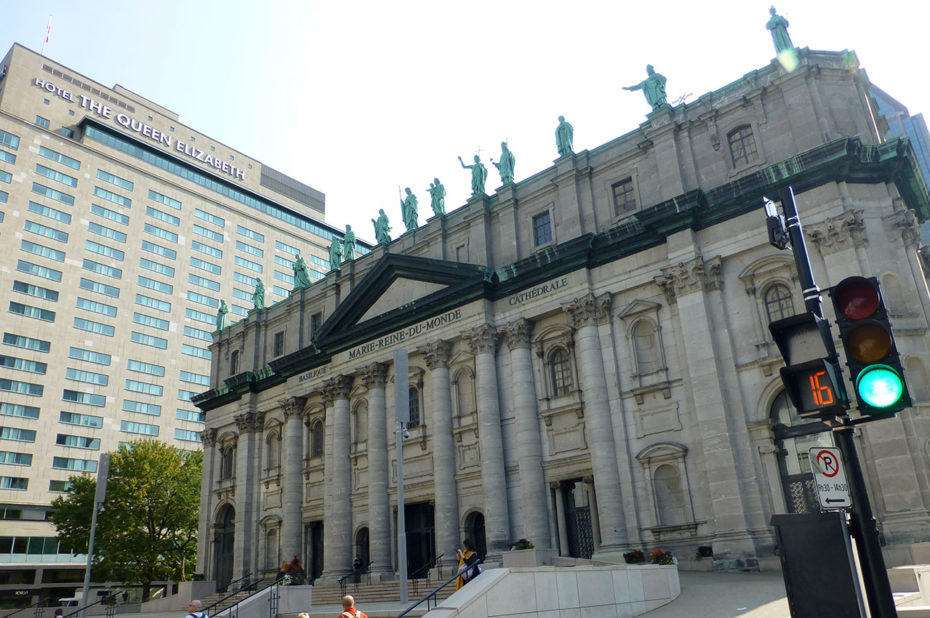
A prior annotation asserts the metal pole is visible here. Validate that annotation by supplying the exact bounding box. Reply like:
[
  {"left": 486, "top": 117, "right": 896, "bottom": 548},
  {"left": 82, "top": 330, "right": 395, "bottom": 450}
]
[
  {"left": 779, "top": 186, "right": 896, "bottom": 617},
  {"left": 80, "top": 504, "right": 99, "bottom": 618},
  {"left": 397, "top": 420, "right": 407, "bottom": 604}
]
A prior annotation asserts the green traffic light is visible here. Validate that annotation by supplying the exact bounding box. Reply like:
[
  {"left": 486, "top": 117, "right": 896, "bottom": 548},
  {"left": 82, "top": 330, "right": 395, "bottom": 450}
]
[{"left": 856, "top": 364, "right": 904, "bottom": 409}]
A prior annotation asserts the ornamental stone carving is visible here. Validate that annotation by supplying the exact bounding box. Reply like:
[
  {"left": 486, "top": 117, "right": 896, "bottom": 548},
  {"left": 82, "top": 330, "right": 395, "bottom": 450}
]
[
  {"left": 419, "top": 340, "right": 452, "bottom": 370},
  {"left": 360, "top": 362, "right": 388, "bottom": 389},
  {"left": 885, "top": 208, "right": 921, "bottom": 248},
  {"left": 503, "top": 318, "right": 533, "bottom": 350},
  {"left": 279, "top": 397, "right": 302, "bottom": 420},
  {"left": 805, "top": 209, "right": 866, "bottom": 255},
  {"left": 201, "top": 428, "right": 218, "bottom": 448},
  {"left": 653, "top": 256, "right": 722, "bottom": 304},
  {"left": 564, "top": 293, "right": 612, "bottom": 329},
  {"left": 322, "top": 375, "right": 354, "bottom": 403},
  {"left": 463, "top": 324, "right": 499, "bottom": 355},
  {"left": 235, "top": 411, "right": 266, "bottom": 434}
]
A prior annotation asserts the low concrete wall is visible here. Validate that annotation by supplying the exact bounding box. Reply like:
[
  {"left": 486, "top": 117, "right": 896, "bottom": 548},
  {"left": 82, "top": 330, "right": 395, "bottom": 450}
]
[
  {"left": 139, "top": 581, "right": 217, "bottom": 613},
  {"left": 423, "top": 564, "right": 679, "bottom": 618}
]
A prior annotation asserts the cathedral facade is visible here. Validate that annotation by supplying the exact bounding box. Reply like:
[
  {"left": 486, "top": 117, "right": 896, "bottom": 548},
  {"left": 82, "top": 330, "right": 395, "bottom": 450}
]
[{"left": 194, "top": 49, "right": 930, "bottom": 587}]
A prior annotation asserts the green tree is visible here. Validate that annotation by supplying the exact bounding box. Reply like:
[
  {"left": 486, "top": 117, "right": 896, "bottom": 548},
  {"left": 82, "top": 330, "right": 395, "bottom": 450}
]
[{"left": 50, "top": 440, "right": 203, "bottom": 600}]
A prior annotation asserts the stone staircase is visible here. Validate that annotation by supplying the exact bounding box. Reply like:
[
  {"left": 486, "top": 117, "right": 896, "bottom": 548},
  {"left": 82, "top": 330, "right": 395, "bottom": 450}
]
[
  {"left": 201, "top": 580, "right": 277, "bottom": 614},
  {"left": 309, "top": 578, "right": 457, "bottom": 606}
]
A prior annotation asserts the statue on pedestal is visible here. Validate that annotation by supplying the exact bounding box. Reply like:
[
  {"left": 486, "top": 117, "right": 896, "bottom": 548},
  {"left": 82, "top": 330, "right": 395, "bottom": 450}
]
[
  {"left": 216, "top": 300, "right": 229, "bottom": 330},
  {"left": 458, "top": 154, "right": 488, "bottom": 197},
  {"left": 328, "top": 237, "right": 343, "bottom": 270},
  {"left": 429, "top": 178, "right": 446, "bottom": 216},
  {"left": 401, "top": 187, "right": 419, "bottom": 231},
  {"left": 372, "top": 209, "right": 392, "bottom": 245},
  {"left": 343, "top": 225, "right": 357, "bottom": 261},
  {"left": 623, "top": 65, "right": 669, "bottom": 112},
  {"left": 766, "top": 7, "right": 793, "bottom": 54},
  {"left": 293, "top": 253, "right": 311, "bottom": 289},
  {"left": 491, "top": 141, "right": 515, "bottom": 185},
  {"left": 556, "top": 116, "right": 574, "bottom": 157},
  {"left": 253, "top": 279, "right": 265, "bottom": 310}
]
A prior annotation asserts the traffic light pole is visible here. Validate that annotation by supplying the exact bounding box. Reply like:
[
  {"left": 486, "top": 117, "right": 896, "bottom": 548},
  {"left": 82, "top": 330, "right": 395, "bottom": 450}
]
[{"left": 778, "top": 186, "right": 896, "bottom": 617}]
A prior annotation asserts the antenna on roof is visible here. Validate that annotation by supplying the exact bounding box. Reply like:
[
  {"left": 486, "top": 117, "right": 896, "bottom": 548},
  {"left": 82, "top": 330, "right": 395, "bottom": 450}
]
[{"left": 41, "top": 15, "right": 52, "bottom": 56}]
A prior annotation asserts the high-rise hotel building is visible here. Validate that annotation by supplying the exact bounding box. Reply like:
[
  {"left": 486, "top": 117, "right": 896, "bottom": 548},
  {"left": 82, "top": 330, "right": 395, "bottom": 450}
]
[{"left": 0, "top": 43, "right": 359, "bottom": 601}]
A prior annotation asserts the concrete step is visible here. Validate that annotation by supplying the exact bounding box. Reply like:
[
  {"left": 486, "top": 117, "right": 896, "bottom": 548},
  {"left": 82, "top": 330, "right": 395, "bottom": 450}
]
[{"left": 309, "top": 579, "right": 455, "bottom": 606}]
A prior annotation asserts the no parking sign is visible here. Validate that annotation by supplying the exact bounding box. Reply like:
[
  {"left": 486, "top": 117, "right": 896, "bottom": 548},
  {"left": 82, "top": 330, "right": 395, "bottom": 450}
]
[{"left": 809, "top": 447, "right": 851, "bottom": 509}]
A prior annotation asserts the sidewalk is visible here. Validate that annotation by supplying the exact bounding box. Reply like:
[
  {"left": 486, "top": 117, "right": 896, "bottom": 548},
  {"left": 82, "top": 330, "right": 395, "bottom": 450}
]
[{"left": 644, "top": 571, "right": 790, "bottom": 618}]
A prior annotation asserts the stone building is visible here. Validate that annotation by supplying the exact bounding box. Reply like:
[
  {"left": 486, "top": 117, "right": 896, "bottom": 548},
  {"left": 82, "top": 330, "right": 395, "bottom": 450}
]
[{"left": 193, "top": 48, "right": 930, "bottom": 588}]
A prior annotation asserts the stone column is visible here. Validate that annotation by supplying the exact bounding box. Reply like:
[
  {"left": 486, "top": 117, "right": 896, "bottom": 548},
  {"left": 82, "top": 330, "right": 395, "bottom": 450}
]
[
  {"left": 233, "top": 410, "right": 264, "bottom": 581},
  {"left": 361, "top": 363, "right": 392, "bottom": 578},
  {"left": 280, "top": 397, "right": 304, "bottom": 564},
  {"left": 321, "top": 376, "right": 354, "bottom": 580},
  {"left": 463, "top": 324, "right": 510, "bottom": 558},
  {"left": 503, "top": 319, "right": 551, "bottom": 549},
  {"left": 583, "top": 475, "right": 602, "bottom": 551},
  {"left": 564, "top": 294, "right": 627, "bottom": 553},
  {"left": 196, "top": 428, "right": 217, "bottom": 574},
  {"left": 552, "top": 482, "right": 568, "bottom": 556},
  {"left": 420, "top": 340, "right": 459, "bottom": 559}
]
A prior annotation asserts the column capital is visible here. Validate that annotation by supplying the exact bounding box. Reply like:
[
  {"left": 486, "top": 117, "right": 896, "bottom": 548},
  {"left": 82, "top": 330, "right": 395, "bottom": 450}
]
[
  {"left": 885, "top": 207, "right": 921, "bottom": 248},
  {"left": 503, "top": 318, "right": 533, "bottom": 350},
  {"left": 201, "top": 428, "right": 218, "bottom": 448},
  {"left": 805, "top": 209, "right": 867, "bottom": 255},
  {"left": 420, "top": 340, "right": 452, "bottom": 370},
  {"left": 563, "top": 293, "right": 612, "bottom": 329},
  {"left": 653, "top": 255, "right": 722, "bottom": 303},
  {"left": 279, "top": 396, "right": 303, "bottom": 420},
  {"left": 463, "top": 324, "right": 499, "bottom": 355},
  {"left": 235, "top": 411, "right": 265, "bottom": 434},
  {"left": 360, "top": 362, "right": 388, "bottom": 389},
  {"left": 322, "top": 375, "right": 353, "bottom": 403}
]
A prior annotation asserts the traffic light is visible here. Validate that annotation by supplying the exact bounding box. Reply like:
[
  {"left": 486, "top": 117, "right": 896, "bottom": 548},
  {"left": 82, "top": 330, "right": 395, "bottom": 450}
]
[{"left": 830, "top": 276, "right": 911, "bottom": 416}]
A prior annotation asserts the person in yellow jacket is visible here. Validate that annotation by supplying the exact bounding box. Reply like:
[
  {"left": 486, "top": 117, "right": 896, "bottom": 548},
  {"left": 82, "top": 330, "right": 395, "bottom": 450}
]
[{"left": 455, "top": 539, "right": 481, "bottom": 589}]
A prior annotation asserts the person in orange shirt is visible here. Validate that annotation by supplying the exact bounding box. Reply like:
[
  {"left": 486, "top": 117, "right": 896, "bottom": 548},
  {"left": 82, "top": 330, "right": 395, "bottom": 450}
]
[{"left": 340, "top": 595, "right": 367, "bottom": 618}]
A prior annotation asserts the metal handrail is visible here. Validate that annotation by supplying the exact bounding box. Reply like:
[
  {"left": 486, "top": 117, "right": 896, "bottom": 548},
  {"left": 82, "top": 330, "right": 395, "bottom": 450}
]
[
  {"left": 222, "top": 571, "right": 252, "bottom": 594},
  {"left": 1, "top": 596, "right": 46, "bottom": 618},
  {"left": 408, "top": 553, "right": 445, "bottom": 596},
  {"left": 204, "top": 575, "right": 286, "bottom": 618},
  {"left": 60, "top": 589, "right": 124, "bottom": 618},
  {"left": 395, "top": 562, "right": 479, "bottom": 618}
]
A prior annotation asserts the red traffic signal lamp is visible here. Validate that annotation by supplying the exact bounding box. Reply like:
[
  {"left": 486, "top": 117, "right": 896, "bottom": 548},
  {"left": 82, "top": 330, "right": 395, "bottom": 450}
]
[{"left": 830, "top": 276, "right": 911, "bottom": 416}]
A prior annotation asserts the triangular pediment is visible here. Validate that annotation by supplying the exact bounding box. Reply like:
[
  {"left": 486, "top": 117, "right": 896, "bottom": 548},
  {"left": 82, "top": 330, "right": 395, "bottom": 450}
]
[
  {"left": 314, "top": 253, "right": 494, "bottom": 352},
  {"left": 617, "top": 299, "right": 662, "bottom": 320}
]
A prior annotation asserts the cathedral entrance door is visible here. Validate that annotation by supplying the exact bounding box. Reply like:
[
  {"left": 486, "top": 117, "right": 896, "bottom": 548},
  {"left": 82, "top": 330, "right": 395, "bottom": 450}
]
[
  {"left": 305, "top": 521, "right": 324, "bottom": 582},
  {"left": 404, "top": 502, "right": 435, "bottom": 578},
  {"left": 563, "top": 480, "right": 594, "bottom": 559},
  {"left": 213, "top": 505, "right": 235, "bottom": 592}
]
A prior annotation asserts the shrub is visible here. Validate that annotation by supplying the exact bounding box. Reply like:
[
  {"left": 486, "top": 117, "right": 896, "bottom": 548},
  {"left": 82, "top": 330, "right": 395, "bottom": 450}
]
[
  {"left": 649, "top": 549, "right": 674, "bottom": 565},
  {"left": 512, "top": 538, "right": 535, "bottom": 550},
  {"left": 623, "top": 549, "right": 645, "bottom": 563},
  {"left": 696, "top": 545, "right": 714, "bottom": 559}
]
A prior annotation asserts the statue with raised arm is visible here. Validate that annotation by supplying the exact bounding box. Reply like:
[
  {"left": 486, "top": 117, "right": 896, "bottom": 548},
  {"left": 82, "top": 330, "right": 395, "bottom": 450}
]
[
  {"left": 343, "top": 225, "right": 357, "bottom": 261},
  {"left": 253, "top": 279, "right": 265, "bottom": 310},
  {"left": 556, "top": 116, "right": 574, "bottom": 157},
  {"left": 216, "top": 300, "right": 229, "bottom": 330},
  {"left": 766, "top": 7, "right": 793, "bottom": 54},
  {"left": 428, "top": 178, "right": 446, "bottom": 216},
  {"left": 490, "top": 141, "right": 515, "bottom": 185},
  {"left": 401, "top": 187, "right": 418, "bottom": 231},
  {"left": 372, "top": 209, "right": 391, "bottom": 245},
  {"left": 623, "top": 65, "right": 669, "bottom": 112},
  {"left": 458, "top": 154, "right": 487, "bottom": 197},
  {"left": 293, "top": 253, "right": 312, "bottom": 289},
  {"left": 328, "top": 237, "right": 343, "bottom": 270}
]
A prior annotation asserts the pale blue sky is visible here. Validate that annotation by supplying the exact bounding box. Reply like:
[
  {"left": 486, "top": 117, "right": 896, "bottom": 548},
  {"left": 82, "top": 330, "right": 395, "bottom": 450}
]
[{"left": 4, "top": 1, "right": 928, "bottom": 243}]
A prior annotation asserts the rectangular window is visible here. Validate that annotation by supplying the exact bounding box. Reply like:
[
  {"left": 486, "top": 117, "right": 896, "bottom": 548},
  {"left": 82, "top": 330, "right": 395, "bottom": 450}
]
[
  {"left": 125, "top": 379, "right": 163, "bottom": 396},
  {"left": 146, "top": 206, "right": 180, "bottom": 227},
  {"left": 177, "top": 389, "right": 198, "bottom": 402},
  {"left": 3, "top": 333, "right": 51, "bottom": 353},
  {"left": 274, "top": 255, "right": 294, "bottom": 269},
  {"left": 137, "top": 275, "right": 173, "bottom": 295},
  {"left": 49, "top": 480, "right": 72, "bottom": 492},
  {"left": 237, "top": 225, "right": 263, "bottom": 242},
  {"left": 21, "top": 239, "right": 65, "bottom": 262},
  {"left": 127, "top": 359, "right": 165, "bottom": 377},
  {"left": 274, "top": 270, "right": 294, "bottom": 285},
  {"left": 0, "top": 355, "right": 47, "bottom": 375},
  {"left": 85, "top": 240, "right": 124, "bottom": 261},
  {"left": 274, "top": 331, "right": 285, "bottom": 357},
  {"left": 194, "top": 208, "right": 225, "bottom": 227},
  {"left": 66, "top": 368, "right": 108, "bottom": 386},
  {"left": 135, "top": 293, "right": 171, "bottom": 313},
  {"left": 193, "top": 224, "right": 223, "bottom": 243},
  {"left": 230, "top": 304, "right": 249, "bottom": 317},
  {"left": 181, "top": 344, "right": 211, "bottom": 360},
  {"left": 0, "top": 190, "right": 6, "bottom": 205},
  {"left": 0, "top": 378, "right": 44, "bottom": 396},
  {"left": 148, "top": 189, "right": 180, "bottom": 210},
  {"left": 75, "top": 297, "right": 117, "bottom": 317},
  {"left": 1, "top": 129, "right": 22, "bottom": 150},
  {"left": 175, "top": 429, "right": 202, "bottom": 442},
  {"left": 93, "top": 186, "right": 131, "bottom": 208},
  {"left": 179, "top": 370, "right": 210, "bottom": 386},
  {"left": 59, "top": 411, "right": 103, "bottom": 428},
  {"left": 69, "top": 347, "right": 111, "bottom": 366},
  {"left": 24, "top": 220, "right": 69, "bottom": 243},
  {"left": 177, "top": 408, "right": 206, "bottom": 423},
  {"left": 52, "top": 457, "right": 97, "bottom": 473},
  {"left": 236, "top": 240, "right": 263, "bottom": 258},
  {"left": 73, "top": 317, "right": 115, "bottom": 337},
  {"left": 190, "top": 256, "right": 221, "bottom": 275},
  {"left": 32, "top": 182, "right": 74, "bottom": 205},
  {"left": 184, "top": 326, "right": 212, "bottom": 342},
  {"left": 232, "top": 287, "right": 251, "bottom": 301},
  {"left": 235, "top": 256, "right": 262, "bottom": 273},
  {"left": 91, "top": 203, "right": 130, "bottom": 225},
  {"left": 62, "top": 389, "right": 106, "bottom": 407},
  {"left": 88, "top": 222, "right": 127, "bottom": 243},
  {"left": 139, "top": 258, "right": 175, "bottom": 277},
  {"left": 0, "top": 477, "right": 28, "bottom": 490},
  {"left": 186, "top": 290, "right": 218, "bottom": 308},
  {"left": 234, "top": 272, "right": 259, "bottom": 287},
  {"left": 0, "top": 150, "right": 15, "bottom": 164},
  {"left": 188, "top": 274, "right": 220, "bottom": 291},
  {"left": 191, "top": 240, "right": 222, "bottom": 259},
  {"left": 55, "top": 434, "right": 100, "bottom": 450},
  {"left": 0, "top": 169, "right": 10, "bottom": 184},
  {"left": 273, "top": 285, "right": 289, "bottom": 297},
  {"left": 0, "top": 427, "right": 37, "bottom": 442},
  {"left": 133, "top": 312, "right": 170, "bottom": 331},
  {"left": 28, "top": 201, "right": 71, "bottom": 224},
  {"left": 123, "top": 400, "right": 162, "bottom": 416},
  {"left": 141, "top": 240, "right": 177, "bottom": 260},
  {"left": 95, "top": 169, "right": 133, "bottom": 191},
  {"left": 185, "top": 308, "right": 214, "bottom": 325},
  {"left": 35, "top": 164, "right": 77, "bottom": 187},
  {"left": 532, "top": 212, "right": 553, "bottom": 246},
  {"left": 9, "top": 301, "right": 56, "bottom": 322},
  {"left": 13, "top": 280, "right": 59, "bottom": 302},
  {"left": 38, "top": 146, "right": 79, "bottom": 169},
  {"left": 612, "top": 179, "right": 636, "bottom": 215},
  {"left": 82, "top": 259, "right": 122, "bottom": 280},
  {"left": 79, "top": 278, "right": 120, "bottom": 298},
  {"left": 0, "top": 403, "right": 40, "bottom": 419},
  {"left": 130, "top": 331, "right": 168, "bottom": 349},
  {"left": 35, "top": 115, "right": 51, "bottom": 129},
  {"left": 144, "top": 223, "right": 179, "bottom": 243},
  {"left": 120, "top": 420, "right": 159, "bottom": 436},
  {"left": 0, "top": 451, "right": 32, "bottom": 466},
  {"left": 275, "top": 240, "right": 299, "bottom": 255}
]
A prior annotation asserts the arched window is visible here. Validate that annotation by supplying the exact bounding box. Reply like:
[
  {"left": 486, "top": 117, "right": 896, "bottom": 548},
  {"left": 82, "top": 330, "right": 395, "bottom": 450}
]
[
  {"left": 220, "top": 444, "right": 235, "bottom": 480},
  {"left": 632, "top": 320, "right": 661, "bottom": 375},
  {"left": 230, "top": 350, "right": 240, "bottom": 376},
  {"left": 728, "top": 125, "right": 758, "bottom": 167},
  {"left": 264, "top": 528, "right": 279, "bottom": 570},
  {"left": 653, "top": 464, "right": 687, "bottom": 526},
  {"left": 310, "top": 420, "right": 324, "bottom": 458},
  {"left": 548, "top": 348, "right": 573, "bottom": 397},
  {"left": 764, "top": 284, "right": 794, "bottom": 322},
  {"left": 408, "top": 387, "right": 420, "bottom": 428},
  {"left": 265, "top": 431, "right": 280, "bottom": 471}
]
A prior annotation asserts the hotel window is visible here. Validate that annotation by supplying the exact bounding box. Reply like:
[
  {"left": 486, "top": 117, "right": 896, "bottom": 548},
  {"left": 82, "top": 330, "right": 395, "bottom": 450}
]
[
  {"left": 237, "top": 225, "right": 263, "bottom": 242},
  {"left": 126, "top": 379, "right": 163, "bottom": 397},
  {"left": 140, "top": 258, "right": 175, "bottom": 278},
  {"left": 235, "top": 256, "right": 262, "bottom": 273},
  {"left": 0, "top": 404, "right": 40, "bottom": 419},
  {"left": 131, "top": 331, "right": 168, "bottom": 349},
  {"left": 182, "top": 344, "right": 211, "bottom": 360},
  {"left": 194, "top": 209, "right": 225, "bottom": 227},
  {"left": 85, "top": 240, "right": 124, "bottom": 261},
  {"left": 548, "top": 348, "right": 573, "bottom": 397},
  {"left": 137, "top": 275, "right": 173, "bottom": 295},
  {"left": 91, "top": 204, "right": 129, "bottom": 226},
  {"left": 180, "top": 371, "right": 210, "bottom": 386},
  {"left": 0, "top": 427, "right": 37, "bottom": 442},
  {"left": 236, "top": 240, "right": 263, "bottom": 258},
  {"left": 273, "top": 332, "right": 285, "bottom": 357},
  {"left": 728, "top": 125, "right": 758, "bottom": 167},
  {"left": 3, "top": 333, "right": 51, "bottom": 353},
  {"left": 185, "top": 327, "right": 213, "bottom": 342},
  {"left": 177, "top": 408, "right": 205, "bottom": 423},
  {"left": 28, "top": 201, "right": 71, "bottom": 224},
  {"left": 65, "top": 368, "right": 109, "bottom": 386},
  {"left": 62, "top": 389, "right": 106, "bottom": 407},
  {"left": 120, "top": 421, "right": 159, "bottom": 436},
  {"left": 17, "top": 260, "right": 62, "bottom": 282},
  {"left": 9, "top": 301, "right": 56, "bottom": 322},
  {"left": 133, "top": 312, "right": 170, "bottom": 330},
  {"left": 73, "top": 317, "right": 115, "bottom": 337},
  {"left": 0, "top": 355, "right": 47, "bottom": 374},
  {"left": 49, "top": 480, "right": 72, "bottom": 493},
  {"left": 83, "top": 259, "right": 122, "bottom": 280},
  {"left": 191, "top": 257, "right": 222, "bottom": 275},
  {"left": 123, "top": 400, "right": 161, "bottom": 416},
  {"left": 88, "top": 222, "right": 127, "bottom": 243},
  {"left": 13, "top": 280, "right": 59, "bottom": 302},
  {"left": 127, "top": 359, "right": 166, "bottom": 377},
  {"left": 612, "top": 178, "right": 636, "bottom": 215},
  {"left": 35, "top": 164, "right": 77, "bottom": 187},
  {"left": 0, "top": 379, "right": 44, "bottom": 397},
  {"left": 146, "top": 206, "right": 180, "bottom": 227},
  {"left": 0, "top": 452, "right": 32, "bottom": 466},
  {"left": 136, "top": 293, "right": 171, "bottom": 313},
  {"left": 33, "top": 182, "right": 74, "bottom": 205},
  {"left": 96, "top": 169, "right": 133, "bottom": 191},
  {"left": 55, "top": 434, "right": 101, "bottom": 450},
  {"left": 533, "top": 212, "right": 552, "bottom": 246},
  {"left": 69, "top": 347, "right": 111, "bottom": 365},
  {"left": 176, "top": 429, "right": 201, "bottom": 442},
  {"left": 59, "top": 411, "right": 103, "bottom": 428},
  {"left": 185, "top": 308, "right": 214, "bottom": 325},
  {"left": 144, "top": 223, "right": 179, "bottom": 243},
  {"left": 142, "top": 240, "right": 177, "bottom": 260},
  {"left": 187, "top": 291, "right": 218, "bottom": 308},
  {"left": 0, "top": 477, "right": 28, "bottom": 490},
  {"left": 21, "top": 240, "right": 65, "bottom": 262},
  {"left": 35, "top": 116, "right": 51, "bottom": 129},
  {"left": 38, "top": 146, "right": 79, "bottom": 169},
  {"left": 0, "top": 129, "right": 21, "bottom": 150},
  {"left": 191, "top": 240, "right": 222, "bottom": 259},
  {"left": 189, "top": 274, "right": 220, "bottom": 291},
  {"left": 148, "top": 189, "right": 181, "bottom": 210},
  {"left": 193, "top": 224, "right": 224, "bottom": 243},
  {"left": 93, "top": 186, "right": 131, "bottom": 208},
  {"left": 24, "top": 221, "right": 68, "bottom": 243},
  {"left": 0, "top": 150, "right": 15, "bottom": 164}
]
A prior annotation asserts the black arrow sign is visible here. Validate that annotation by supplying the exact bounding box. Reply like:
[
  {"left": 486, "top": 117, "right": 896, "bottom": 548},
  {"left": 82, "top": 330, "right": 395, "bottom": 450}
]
[{"left": 825, "top": 498, "right": 848, "bottom": 503}]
